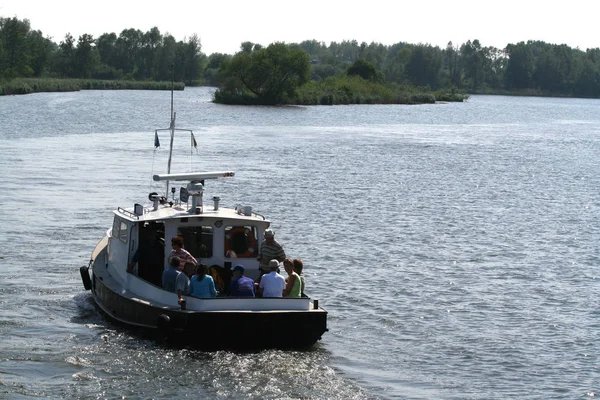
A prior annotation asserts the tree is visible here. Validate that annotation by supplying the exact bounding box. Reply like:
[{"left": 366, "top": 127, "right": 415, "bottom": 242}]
[
  {"left": 0, "top": 17, "right": 32, "bottom": 77},
  {"left": 573, "top": 58, "right": 600, "bottom": 97},
  {"left": 443, "top": 41, "right": 462, "bottom": 87},
  {"left": 204, "top": 52, "right": 231, "bottom": 86},
  {"left": 347, "top": 58, "right": 384, "bottom": 83},
  {"left": 461, "top": 40, "right": 485, "bottom": 89},
  {"left": 218, "top": 42, "right": 310, "bottom": 104},
  {"left": 504, "top": 42, "right": 536, "bottom": 89},
  {"left": 55, "top": 33, "right": 76, "bottom": 77},
  {"left": 405, "top": 44, "right": 442, "bottom": 88},
  {"left": 381, "top": 43, "right": 410, "bottom": 84},
  {"left": 179, "top": 33, "right": 205, "bottom": 84},
  {"left": 114, "top": 28, "right": 143, "bottom": 78},
  {"left": 26, "top": 29, "right": 55, "bottom": 77},
  {"left": 74, "top": 34, "right": 99, "bottom": 78},
  {"left": 154, "top": 34, "right": 177, "bottom": 81}
]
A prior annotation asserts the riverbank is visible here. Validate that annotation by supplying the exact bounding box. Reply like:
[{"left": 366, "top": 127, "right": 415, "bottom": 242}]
[
  {"left": 1, "top": 77, "right": 469, "bottom": 104},
  {"left": 0, "top": 78, "right": 185, "bottom": 95},
  {"left": 468, "top": 87, "right": 600, "bottom": 99}
]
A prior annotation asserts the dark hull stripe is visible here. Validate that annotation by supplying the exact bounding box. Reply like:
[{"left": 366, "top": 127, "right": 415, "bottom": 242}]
[{"left": 92, "top": 272, "right": 328, "bottom": 349}]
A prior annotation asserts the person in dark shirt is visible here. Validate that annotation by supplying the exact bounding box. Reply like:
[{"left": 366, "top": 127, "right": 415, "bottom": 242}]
[
  {"left": 162, "top": 256, "right": 181, "bottom": 292},
  {"left": 227, "top": 265, "right": 255, "bottom": 297}
]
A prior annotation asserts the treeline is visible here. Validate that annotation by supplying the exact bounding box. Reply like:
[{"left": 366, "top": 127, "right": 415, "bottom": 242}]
[
  {"left": 294, "top": 39, "right": 600, "bottom": 98},
  {"left": 0, "top": 17, "right": 205, "bottom": 85},
  {"left": 1, "top": 16, "right": 600, "bottom": 98}
]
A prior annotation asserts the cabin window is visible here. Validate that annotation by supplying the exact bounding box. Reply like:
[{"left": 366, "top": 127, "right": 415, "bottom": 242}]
[
  {"left": 224, "top": 226, "right": 258, "bottom": 258},
  {"left": 178, "top": 226, "right": 213, "bottom": 259},
  {"left": 119, "top": 220, "right": 128, "bottom": 242},
  {"left": 112, "top": 216, "right": 129, "bottom": 243}
]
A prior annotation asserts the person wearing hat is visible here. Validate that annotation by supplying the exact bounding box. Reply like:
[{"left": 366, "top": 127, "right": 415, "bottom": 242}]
[
  {"left": 257, "top": 228, "right": 286, "bottom": 275},
  {"left": 258, "top": 259, "right": 286, "bottom": 297},
  {"left": 227, "top": 265, "right": 255, "bottom": 297}
]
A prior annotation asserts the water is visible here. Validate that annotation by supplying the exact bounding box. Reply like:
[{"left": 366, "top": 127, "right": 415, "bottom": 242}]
[{"left": 1, "top": 88, "right": 599, "bottom": 399}]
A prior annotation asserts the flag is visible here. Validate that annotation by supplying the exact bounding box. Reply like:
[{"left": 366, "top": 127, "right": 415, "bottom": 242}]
[
  {"left": 191, "top": 132, "right": 197, "bottom": 149},
  {"left": 154, "top": 131, "right": 160, "bottom": 148}
]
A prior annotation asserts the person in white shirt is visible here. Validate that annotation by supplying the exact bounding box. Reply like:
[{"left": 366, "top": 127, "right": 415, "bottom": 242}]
[{"left": 259, "top": 259, "right": 286, "bottom": 297}]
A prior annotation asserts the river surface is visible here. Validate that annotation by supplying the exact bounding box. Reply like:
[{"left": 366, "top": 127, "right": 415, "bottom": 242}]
[{"left": 0, "top": 88, "right": 599, "bottom": 399}]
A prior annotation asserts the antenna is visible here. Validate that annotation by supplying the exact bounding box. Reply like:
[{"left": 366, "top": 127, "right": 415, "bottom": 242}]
[
  {"left": 153, "top": 63, "right": 197, "bottom": 198},
  {"left": 166, "top": 63, "right": 175, "bottom": 196},
  {"left": 170, "top": 63, "right": 174, "bottom": 123}
]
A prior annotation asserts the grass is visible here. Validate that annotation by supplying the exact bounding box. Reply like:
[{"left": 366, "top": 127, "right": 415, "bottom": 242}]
[
  {"left": 0, "top": 78, "right": 185, "bottom": 95},
  {"left": 214, "top": 75, "right": 467, "bottom": 106}
]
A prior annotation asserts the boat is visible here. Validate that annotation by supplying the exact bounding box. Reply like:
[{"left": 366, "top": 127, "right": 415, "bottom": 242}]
[{"left": 79, "top": 95, "right": 327, "bottom": 350}]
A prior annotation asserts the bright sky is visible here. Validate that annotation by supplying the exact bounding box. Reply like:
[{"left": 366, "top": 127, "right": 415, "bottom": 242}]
[{"left": 2, "top": 0, "right": 599, "bottom": 55}]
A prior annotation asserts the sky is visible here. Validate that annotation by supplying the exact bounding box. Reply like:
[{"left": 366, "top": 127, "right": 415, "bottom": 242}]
[{"left": 1, "top": 0, "right": 599, "bottom": 55}]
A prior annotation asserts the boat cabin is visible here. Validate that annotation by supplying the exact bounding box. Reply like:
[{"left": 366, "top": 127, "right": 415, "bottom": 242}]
[{"left": 107, "top": 172, "right": 271, "bottom": 291}]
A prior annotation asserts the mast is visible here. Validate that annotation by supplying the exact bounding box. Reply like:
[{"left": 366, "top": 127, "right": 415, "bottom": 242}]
[
  {"left": 154, "top": 63, "right": 196, "bottom": 198},
  {"left": 165, "top": 64, "right": 175, "bottom": 197}
]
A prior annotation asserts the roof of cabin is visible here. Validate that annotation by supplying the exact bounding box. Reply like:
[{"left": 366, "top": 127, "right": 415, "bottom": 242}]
[{"left": 114, "top": 203, "right": 268, "bottom": 223}]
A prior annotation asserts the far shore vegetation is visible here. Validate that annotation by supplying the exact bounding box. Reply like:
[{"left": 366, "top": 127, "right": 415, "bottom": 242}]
[
  {"left": 1, "top": 78, "right": 184, "bottom": 95},
  {"left": 1, "top": 16, "right": 599, "bottom": 104}
]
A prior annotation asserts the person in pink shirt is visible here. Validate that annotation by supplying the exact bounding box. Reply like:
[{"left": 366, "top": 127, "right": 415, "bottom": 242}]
[{"left": 169, "top": 235, "right": 197, "bottom": 269}]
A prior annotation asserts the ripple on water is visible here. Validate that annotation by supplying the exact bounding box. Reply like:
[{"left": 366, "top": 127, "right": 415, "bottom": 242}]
[{"left": 1, "top": 91, "right": 600, "bottom": 399}]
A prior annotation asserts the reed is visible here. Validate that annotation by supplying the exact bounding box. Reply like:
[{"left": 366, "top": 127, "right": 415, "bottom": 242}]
[
  {"left": 293, "top": 76, "right": 440, "bottom": 105},
  {"left": 0, "top": 78, "right": 185, "bottom": 95}
]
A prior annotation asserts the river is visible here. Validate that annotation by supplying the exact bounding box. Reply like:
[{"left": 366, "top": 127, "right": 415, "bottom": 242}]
[{"left": 0, "top": 88, "right": 599, "bottom": 399}]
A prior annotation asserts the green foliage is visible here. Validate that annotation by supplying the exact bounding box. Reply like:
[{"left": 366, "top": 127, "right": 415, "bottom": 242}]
[
  {"left": 294, "top": 75, "right": 445, "bottom": 105},
  {"left": 215, "top": 42, "right": 310, "bottom": 105},
  {"left": 405, "top": 44, "right": 443, "bottom": 88},
  {"left": 310, "top": 63, "right": 339, "bottom": 81},
  {"left": 2, "top": 15, "right": 600, "bottom": 100},
  {"left": 347, "top": 58, "right": 384, "bottom": 83},
  {"left": 0, "top": 17, "right": 204, "bottom": 91},
  {"left": 203, "top": 52, "right": 232, "bottom": 86}
]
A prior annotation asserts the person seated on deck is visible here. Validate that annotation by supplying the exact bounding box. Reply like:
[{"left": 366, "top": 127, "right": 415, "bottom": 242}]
[
  {"left": 175, "top": 262, "right": 191, "bottom": 306},
  {"left": 227, "top": 265, "right": 255, "bottom": 297},
  {"left": 189, "top": 264, "right": 217, "bottom": 298},
  {"left": 258, "top": 259, "right": 286, "bottom": 298},
  {"left": 162, "top": 256, "right": 182, "bottom": 293},
  {"left": 169, "top": 235, "right": 197, "bottom": 269},
  {"left": 256, "top": 229, "right": 286, "bottom": 278},
  {"left": 293, "top": 258, "right": 306, "bottom": 297},
  {"left": 175, "top": 261, "right": 196, "bottom": 304},
  {"left": 282, "top": 258, "right": 301, "bottom": 298}
]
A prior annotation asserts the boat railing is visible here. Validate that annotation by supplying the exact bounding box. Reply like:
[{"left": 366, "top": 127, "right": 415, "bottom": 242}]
[{"left": 117, "top": 207, "right": 140, "bottom": 219}]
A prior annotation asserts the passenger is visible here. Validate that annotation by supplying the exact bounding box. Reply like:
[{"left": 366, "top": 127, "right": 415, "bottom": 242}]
[
  {"left": 127, "top": 227, "right": 164, "bottom": 286},
  {"left": 293, "top": 258, "right": 306, "bottom": 297},
  {"left": 256, "top": 229, "right": 286, "bottom": 277},
  {"left": 227, "top": 265, "right": 255, "bottom": 297},
  {"left": 282, "top": 258, "right": 301, "bottom": 298},
  {"left": 162, "top": 256, "right": 181, "bottom": 293},
  {"left": 182, "top": 260, "right": 196, "bottom": 279},
  {"left": 189, "top": 263, "right": 217, "bottom": 298},
  {"left": 175, "top": 262, "right": 191, "bottom": 306},
  {"left": 169, "top": 235, "right": 197, "bottom": 268},
  {"left": 258, "top": 259, "right": 286, "bottom": 298}
]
